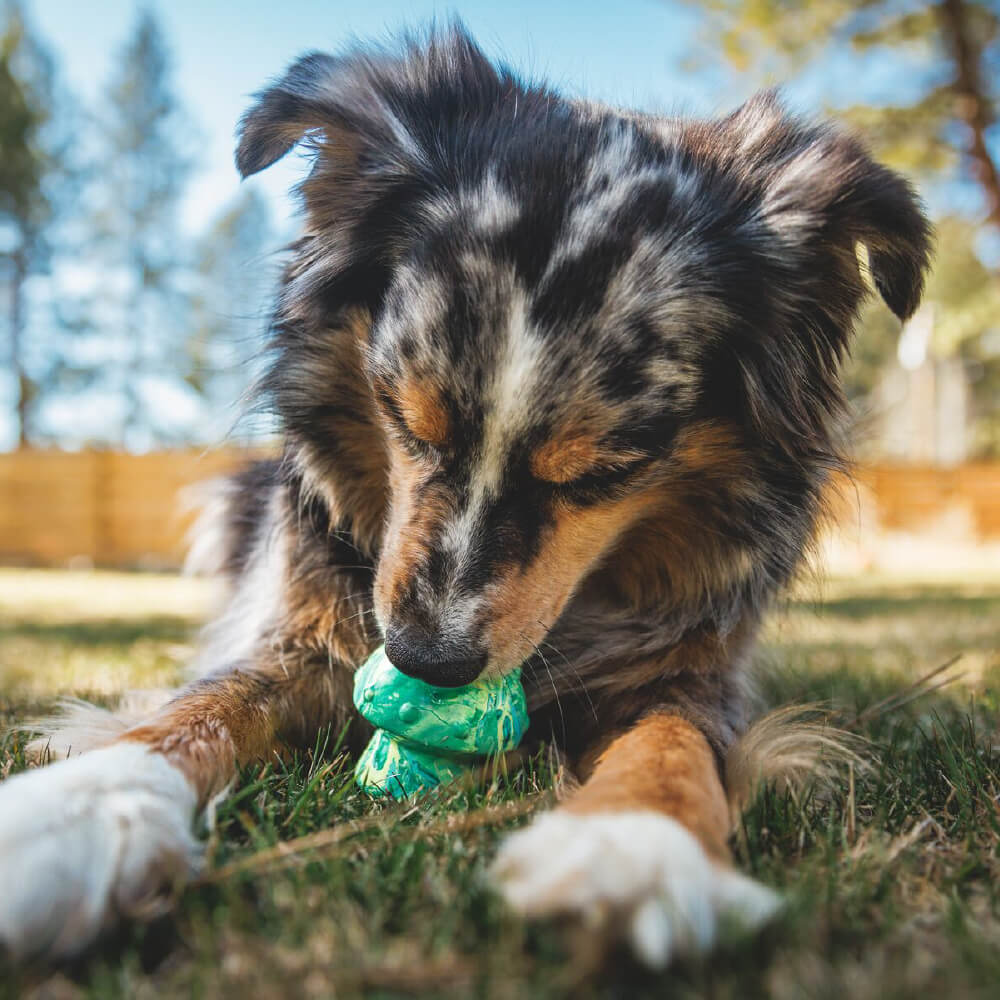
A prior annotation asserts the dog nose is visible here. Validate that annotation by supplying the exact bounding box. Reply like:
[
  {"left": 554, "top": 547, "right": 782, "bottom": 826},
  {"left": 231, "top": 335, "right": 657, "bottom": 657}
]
[{"left": 383, "top": 625, "right": 487, "bottom": 687}]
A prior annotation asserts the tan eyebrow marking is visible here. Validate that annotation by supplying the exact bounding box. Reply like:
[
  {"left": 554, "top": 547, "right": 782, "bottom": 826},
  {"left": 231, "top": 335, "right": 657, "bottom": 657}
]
[
  {"left": 396, "top": 377, "right": 451, "bottom": 448},
  {"left": 530, "top": 434, "right": 602, "bottom": 484}
]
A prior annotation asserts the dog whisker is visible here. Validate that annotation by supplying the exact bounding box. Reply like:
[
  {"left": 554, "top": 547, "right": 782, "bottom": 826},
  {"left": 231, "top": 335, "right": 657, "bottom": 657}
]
[
  {"left": 536, "top": 629, "right": 599, "bottom": 725},
  {"left": 518, "top": 630, "right": 567, "bottom": 749}
]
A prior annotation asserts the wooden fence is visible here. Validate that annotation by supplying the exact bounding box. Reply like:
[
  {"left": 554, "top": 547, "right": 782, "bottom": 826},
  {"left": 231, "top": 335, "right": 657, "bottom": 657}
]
[
  {"left": 851, "top": 463, "right": 1000, "bottom": 536},
  {"left": 0, "top": 449, "right": 261, "bottom": 569},
  {"left": 0, "top": 450, "right": 998, "bottom": 568}
]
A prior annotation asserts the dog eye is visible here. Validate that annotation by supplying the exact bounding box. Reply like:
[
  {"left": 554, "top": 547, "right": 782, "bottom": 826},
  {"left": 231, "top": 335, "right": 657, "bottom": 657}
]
[
  {"left": 373, "top": 371, "right": 452, "bottom": 451},
  {"left": 386, "top": 409, "right": 444, "bottom": 458},
  {"left": 546, "top": 455, "right": 652, "bottom": 500},
  {"left": 396, "top": 424, "right": 445, "bottom": 459},
  {"left": 531, "top": 437, "right": 648, "bottom": 488},
  {"left": 373, "top": 385, "right": 450, "bottom": 459}
]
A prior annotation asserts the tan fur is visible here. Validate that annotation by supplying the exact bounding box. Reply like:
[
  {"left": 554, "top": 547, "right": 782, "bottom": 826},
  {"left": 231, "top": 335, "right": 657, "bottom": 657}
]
[
  {"left": 397, "top": 377, "right": 451, "bottom": 447},
  {"left": 529, "top": 408, "right": 645, "bottom": 484},
  {"left": 565, "top": 714, "right": 732, "bottom": 862},
  {"left": 672, "top": 420, "right": 751, "bottom": 477},
  {"left": 121, "top": 681, "right": 277, "bottom": 804},
  {"left": 117, "top": 653, "right": 363, "bottom": 807},
  {"left": 374, "top": 449, "right": 452, "bottom": 618},
  {"left": 530, "top": 434, "right": 601, "bottom": 483},
  {"left": 483, "top": 487, "right": 667, "bottom": 666},
  {"left": 605, "top": 421, "right": 757, "bottom": 610},
  {"left": 608, "top": 510, "right": 753, "bottom": 612}
]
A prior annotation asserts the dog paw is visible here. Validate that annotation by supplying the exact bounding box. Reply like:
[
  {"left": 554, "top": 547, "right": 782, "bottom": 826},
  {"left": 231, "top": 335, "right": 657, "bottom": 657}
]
[
  {"left": 490, "top": 810, "right": 781, "bottom": 968},
  {"left": 0, "top": 742, "right": 203, "bottom": 962}
]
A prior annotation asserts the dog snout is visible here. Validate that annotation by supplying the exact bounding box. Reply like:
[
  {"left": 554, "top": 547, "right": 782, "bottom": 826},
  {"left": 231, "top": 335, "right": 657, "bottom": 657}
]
[{"left": 383, "top": 623, "right": 487, "bottom": 687}]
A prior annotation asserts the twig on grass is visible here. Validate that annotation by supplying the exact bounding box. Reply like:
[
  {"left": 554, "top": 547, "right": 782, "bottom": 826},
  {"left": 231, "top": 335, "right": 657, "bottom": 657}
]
[
  {"left": 202, "top": 794, "right": 549, "bottom": 884},
  {"left": 847, "top": 654, "right": 964, "bottom": 730}
]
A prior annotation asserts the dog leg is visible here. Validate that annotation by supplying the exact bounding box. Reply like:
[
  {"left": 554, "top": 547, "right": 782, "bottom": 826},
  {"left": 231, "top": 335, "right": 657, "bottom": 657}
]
[
  {"left": 0, "top": 657, "right": 356, "bottom": 963},
  {"left": 491, "top": 714, "right": 780, "bottom": 967}
]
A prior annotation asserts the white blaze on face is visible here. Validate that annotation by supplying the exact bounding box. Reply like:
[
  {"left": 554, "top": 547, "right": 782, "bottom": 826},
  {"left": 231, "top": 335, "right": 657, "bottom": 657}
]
[{"left": 436, "top": 288, "right": 544, "bottom": 616}]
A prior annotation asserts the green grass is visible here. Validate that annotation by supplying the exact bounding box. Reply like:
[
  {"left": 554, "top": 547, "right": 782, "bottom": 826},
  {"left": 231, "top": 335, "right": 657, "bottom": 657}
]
[{"left": 2, "top": 566, "right": 1000, "bottom": 999}]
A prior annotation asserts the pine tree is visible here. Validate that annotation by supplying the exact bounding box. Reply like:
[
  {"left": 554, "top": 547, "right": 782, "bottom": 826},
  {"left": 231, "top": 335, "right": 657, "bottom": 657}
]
[
  {"left": 0, "top": 0, "right": 57, "bottom": 447},
  {"left": 94, "top": 8, "right": 193, "bottom": 448},
  {"left": 187, "top": 188, "right": 275, "bottom": 441}
]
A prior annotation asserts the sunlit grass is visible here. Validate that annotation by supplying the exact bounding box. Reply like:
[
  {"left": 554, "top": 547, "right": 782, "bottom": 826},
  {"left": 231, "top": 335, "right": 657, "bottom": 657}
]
[
  {"left": 0, "top": 569, "right": 211, "bottom": 719},
  {"left": 1, "top": 567, "right": 1000, "bottom": 998}
]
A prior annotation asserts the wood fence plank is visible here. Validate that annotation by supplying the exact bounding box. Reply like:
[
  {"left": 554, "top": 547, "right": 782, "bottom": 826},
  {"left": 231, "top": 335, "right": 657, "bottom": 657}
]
[{"left": 0, "top": 451, "right": 997, "bottom": 568}]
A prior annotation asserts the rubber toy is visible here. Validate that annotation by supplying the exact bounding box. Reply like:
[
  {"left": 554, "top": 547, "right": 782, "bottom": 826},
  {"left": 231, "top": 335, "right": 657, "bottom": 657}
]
[{"left": 352, "top": 645, "right": 528, "bottom": 799}]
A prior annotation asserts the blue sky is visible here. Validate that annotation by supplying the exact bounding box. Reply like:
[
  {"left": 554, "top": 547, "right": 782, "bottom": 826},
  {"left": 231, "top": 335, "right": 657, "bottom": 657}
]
[{"left": 30, "top": 0, "right": 725, "bottom": 237}]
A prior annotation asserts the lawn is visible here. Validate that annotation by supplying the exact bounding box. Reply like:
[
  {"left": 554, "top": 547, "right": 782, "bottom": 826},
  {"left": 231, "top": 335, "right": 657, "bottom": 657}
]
[{"left": 1, "top": 564, "right": 1000, "bottom": 999}]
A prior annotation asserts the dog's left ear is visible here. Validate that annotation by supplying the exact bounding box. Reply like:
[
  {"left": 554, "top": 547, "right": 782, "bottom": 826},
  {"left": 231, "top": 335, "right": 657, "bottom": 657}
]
[
  {"left": 834, "top": 151, "right": 933, "bottom": 322},
  {"left": 727, "top": 91, "right": 933, "bottom": 322}
]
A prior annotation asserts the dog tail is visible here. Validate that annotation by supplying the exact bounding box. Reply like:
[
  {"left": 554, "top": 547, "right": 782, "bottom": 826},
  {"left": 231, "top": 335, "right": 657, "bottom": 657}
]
[{"left": 724, "top": 704, "right": 865, "bottom": 823}]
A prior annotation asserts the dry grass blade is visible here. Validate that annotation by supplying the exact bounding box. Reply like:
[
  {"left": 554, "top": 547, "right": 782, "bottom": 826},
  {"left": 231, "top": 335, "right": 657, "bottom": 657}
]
[
  {"left": 353, "top": 954, "right": 477, "bottom": 992},
  {"left": 203, "top": 794, "right": 548, "bottom": 884},
  {"left": 848, "top": 653, "right": 964, "bottom": 729},
  {"left": 884, "top": 817, "right": 934, "bottom": 865}
]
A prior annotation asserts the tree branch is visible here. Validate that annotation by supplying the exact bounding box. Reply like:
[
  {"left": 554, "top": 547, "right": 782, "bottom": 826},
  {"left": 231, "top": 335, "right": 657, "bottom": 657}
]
[{"left": 937, "top": 0, "right": 1000, "bottom": 227}]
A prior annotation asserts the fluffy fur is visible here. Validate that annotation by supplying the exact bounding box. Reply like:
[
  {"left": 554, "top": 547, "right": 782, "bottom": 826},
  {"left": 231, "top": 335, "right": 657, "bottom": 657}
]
[
  {"left": 492, "top": 810, "right": 781, "bottom": 968},
  {"left": 0, "top": 744, "right": 201, "bottom": 962},
  {"left": 0, "top": 25, "right": 931, "bottom": 965}
]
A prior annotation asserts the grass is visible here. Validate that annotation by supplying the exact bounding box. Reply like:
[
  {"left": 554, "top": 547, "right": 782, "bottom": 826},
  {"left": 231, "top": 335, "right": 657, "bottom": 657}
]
[{"left": 1, "top": 565, "right": 1000, "bottom": 999}]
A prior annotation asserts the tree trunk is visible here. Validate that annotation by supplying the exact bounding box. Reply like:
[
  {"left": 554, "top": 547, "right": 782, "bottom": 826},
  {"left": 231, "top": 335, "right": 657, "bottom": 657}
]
[
  {"left": 937, "top": 0, "right": 1000, "bottom": 228},
  {"left": 9, "top": 248, "right": 29, "bottom": 449}
]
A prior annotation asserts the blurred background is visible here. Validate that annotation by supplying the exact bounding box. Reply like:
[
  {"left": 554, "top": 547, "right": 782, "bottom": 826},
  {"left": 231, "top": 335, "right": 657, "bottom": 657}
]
[
  {"left": 2, "top": 7, "right": 998, "bottom": 992},
  {"left": 0, "top": 0, "right": 998, "bottom": 572}
]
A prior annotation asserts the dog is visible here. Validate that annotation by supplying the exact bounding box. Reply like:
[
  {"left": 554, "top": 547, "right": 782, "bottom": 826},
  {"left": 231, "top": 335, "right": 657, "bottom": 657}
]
[{"left": 0, "top": 25, "right": 930, "bottom": 967}]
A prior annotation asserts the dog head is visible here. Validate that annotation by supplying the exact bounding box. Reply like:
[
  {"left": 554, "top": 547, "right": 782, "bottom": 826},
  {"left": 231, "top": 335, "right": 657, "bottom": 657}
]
[{"left": 239, "top": 26, "right": 931, "bottom": 686}]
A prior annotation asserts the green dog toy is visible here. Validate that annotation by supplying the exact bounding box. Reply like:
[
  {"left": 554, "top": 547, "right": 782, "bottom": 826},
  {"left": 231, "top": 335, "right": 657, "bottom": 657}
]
[{"left": 352, "top": 645, "right": 528, "bottom": 800}]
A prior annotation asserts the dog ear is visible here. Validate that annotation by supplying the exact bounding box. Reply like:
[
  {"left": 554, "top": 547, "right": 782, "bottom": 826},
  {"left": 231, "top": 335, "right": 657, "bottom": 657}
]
[
  {"left": 833, "top": 154, "right": 933, "bottom": 321},
  {"left": 727, "top": 91, "right": 933, "bottom": 321},
  {"left": 236, "top": 26, "right": 505, "bottom": 182},
  {"left": 235, "top": 50, "right": 420, "bottom": 179},
  {"left": 236, "top": 53, "right": 343, "bottom": 178}
]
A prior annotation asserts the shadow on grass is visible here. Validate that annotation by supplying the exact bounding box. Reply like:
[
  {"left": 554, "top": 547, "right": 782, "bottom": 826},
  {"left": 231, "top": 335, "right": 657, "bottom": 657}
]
[
  {"left": 0, "top": 617, "right": 197, "bottom": 646},
  {"left": 792, "top": 587, "right": 1000, "bottom": 621}
]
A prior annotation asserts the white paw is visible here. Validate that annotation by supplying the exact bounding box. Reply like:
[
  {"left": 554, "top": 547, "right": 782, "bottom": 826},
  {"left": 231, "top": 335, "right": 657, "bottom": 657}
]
[
  {"left": 0, "top": 742, "right": 202, "bottom": 962},
  {"left": 491, "top": 810, "right": 781, "bottom": 968}
]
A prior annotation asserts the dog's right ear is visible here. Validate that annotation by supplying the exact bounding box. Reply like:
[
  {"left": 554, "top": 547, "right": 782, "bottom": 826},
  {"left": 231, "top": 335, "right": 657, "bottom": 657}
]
[
  {"left": 236, "top": 51, "right": 421, "bottom": 179},
  {"left": 236, "top": 53, "right": 340, "bottom": 177},
  {"left": 237, "top": 27, "right": 505, "bottom": 182}
]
